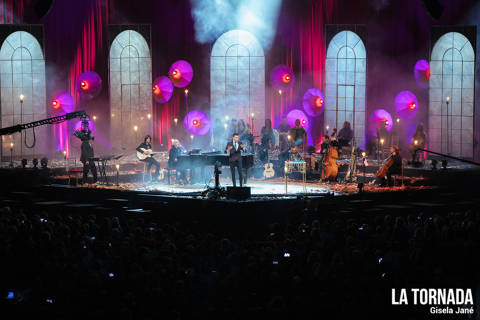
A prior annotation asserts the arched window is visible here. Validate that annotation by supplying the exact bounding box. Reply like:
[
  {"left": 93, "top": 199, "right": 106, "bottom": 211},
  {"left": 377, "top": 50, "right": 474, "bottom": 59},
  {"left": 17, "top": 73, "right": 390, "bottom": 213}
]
[
  {"left": 0, "top": 31, "right": 46, "bottom": 159},
  {"left": 429, "top": 32, "right": 474, "bottom": 158},
  {"left": 211, "top": 29, "right": 264, "bottom": 144},
  {"left": 109, "top": 30, "right": 152, "bottom": 150},
  {"left": 325, "top": 30, "right": 366, "bottom": 147}
]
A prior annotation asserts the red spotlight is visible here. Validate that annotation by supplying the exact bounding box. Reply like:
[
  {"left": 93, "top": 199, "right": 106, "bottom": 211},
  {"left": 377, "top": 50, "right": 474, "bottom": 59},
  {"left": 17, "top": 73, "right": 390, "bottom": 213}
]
[
  {"left": 282, "top": 73, "right": 291, "bottom": 84},
  {"left": 384, "top": 120, "right": 389, "bottom": 127},
  {"left": 171, "top": 69, "right": 181, "bottom": 80},
  {"left": 52, "top": 99, "right": 60, "bottom": 110},
  {"left": 80, "top": 81, "right": 89, "bottom": 91},
  {"left": 314, "top": 97, "right": 324, "bottom": 108},
  {"left": 192, "top": 119, "right": 201, "bottom": 127},
  {"left": 153, "top": 84, "right": 161, "bottom": 96},
  {"left": 424, "top": 68, "right": 430, "bottom": 80},
  {"left": 408, "top": 102, "right": 416, "bottom": 110},
  {"left": 301, "top": 119, "right": 306, "bottom": 126}
]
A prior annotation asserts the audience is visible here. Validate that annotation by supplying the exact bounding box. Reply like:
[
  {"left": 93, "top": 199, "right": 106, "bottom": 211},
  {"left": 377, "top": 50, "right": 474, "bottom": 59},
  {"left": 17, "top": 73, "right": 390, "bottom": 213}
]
[{"left": 0, "top": 200, "right": 478, "bottom": 318}]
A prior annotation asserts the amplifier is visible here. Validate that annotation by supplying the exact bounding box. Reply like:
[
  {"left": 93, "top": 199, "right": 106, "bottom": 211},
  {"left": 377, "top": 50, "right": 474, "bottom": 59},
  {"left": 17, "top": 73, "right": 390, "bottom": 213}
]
[{"left": 226, "top": 186, "right": 251, "bottom": 200}]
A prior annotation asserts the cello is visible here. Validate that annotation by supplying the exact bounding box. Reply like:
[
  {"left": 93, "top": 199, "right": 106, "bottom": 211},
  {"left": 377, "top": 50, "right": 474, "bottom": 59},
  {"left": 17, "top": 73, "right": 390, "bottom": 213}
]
[
  {"left": 376, "top": 153, "right": 394, "bottom": 179},
  {"left": 321, "top": 128, "right": 339, "bottom": 181}
]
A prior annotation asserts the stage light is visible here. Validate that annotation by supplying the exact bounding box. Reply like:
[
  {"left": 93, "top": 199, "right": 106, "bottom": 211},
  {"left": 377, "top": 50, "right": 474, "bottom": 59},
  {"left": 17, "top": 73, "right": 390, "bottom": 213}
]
[
  {"left": 396, "top": 118, "right": 400, "bottom": 123},
  {"left": 10, "top": 142, "right": 13, "bottom": 149},
  {"left": 147, "top": 114, "right": 151, "bottom": 119},
  {"left": 171, "top": 69, "right": 182, "bottom": 80},
  {"left": 19, "top": 94, "right": 24, "bottom": 102},
  {"left": 52, "top": 99, "right": 60, "bottom": 109},
  {"left": 190, "top": 134, "right": 194, "bottom": 140},
  {"left": 301, "top": 119, "right": 306, "bottom": 125},
  {"left": 63, "top": 150, "right": 67, "bottom": 159},
  {"left": 380, "top": 138, "right": 384, "bottom": 145},
  {"left": 153, "top": 84, "right": 161, "bottom": 95},
  {"left": 111, "top": 113, "right": 115, "bottom": 117},
  {"left": 174, "top": 118, "right": 178, "bottom": 125},
  {"left": 408, "top": 102, "right": 416, "bottom": 110},
  {"left": 133, "top": 125, "right": 138, "bottom": 132},
  {"left": 326, "top": 125, "right": 329, "bottom": 131},
  {"left": 414, "top": 140, "right": 418, "bottom": 145},
  {"left": 80, "top": 81, "right": 89, "bottom": 90},
  {"left": 92, "top": 115, "right": 97, "bottom": 121},
  {"left": 192, "top": 119, "right": 200, "bottom": 127},
  {"left": 224, "top": 123, "right": 228, "bottom": 129},
  {"left": 446, "top": 96, "right": 450, "bottom": 103},
  {"left": 287, "top": 135, "right": 291, "bottom": 140},
  {"left": 225, "top": 115, "right": 229, "bottom": 121},
  {"left": 314, "top": 97, "right": 323, "bottom": 108},
  {"left": 385, "top": 120, "right": 389, "bottom": 127},
  {"left": 251, "top": 112, "right": 254, "bottom": 118},
  {"left": 278, "top": 89, "right": 282, "bottom": 95},
  {"left": 282, "top": 73, "right": 291, "bottom": 84},
  {"left": 184, "top": 89, "right": 189, "bottom": 95},
  {"left": 362, "top": 151, "right": 366, "bottom": 157},
  {"left": 115, "top": 164, "right": 120, "bottom": 171}
]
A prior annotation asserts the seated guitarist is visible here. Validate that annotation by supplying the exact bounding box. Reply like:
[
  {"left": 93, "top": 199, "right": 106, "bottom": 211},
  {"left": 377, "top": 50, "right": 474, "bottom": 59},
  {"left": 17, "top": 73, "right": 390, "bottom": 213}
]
[{"left": 136, "top": 135, "right": 160, "bottom": 181}]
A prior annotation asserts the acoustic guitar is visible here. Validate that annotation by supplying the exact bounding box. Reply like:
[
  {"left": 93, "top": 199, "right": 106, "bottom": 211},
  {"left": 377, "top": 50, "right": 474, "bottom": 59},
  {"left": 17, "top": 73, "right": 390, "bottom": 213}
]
[
  {"left": 136, "top": 148, "right": 161, "bottom": 160},
  {"left": 263, "top": 163, "right": 275, "bottom": 179}
]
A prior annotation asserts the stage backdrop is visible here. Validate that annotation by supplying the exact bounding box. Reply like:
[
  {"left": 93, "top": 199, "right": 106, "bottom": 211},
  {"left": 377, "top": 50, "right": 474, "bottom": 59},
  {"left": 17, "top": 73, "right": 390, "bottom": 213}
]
[
  {"left": 428, "top": 26, "right": 476, "bottom": 158},
  {"left": 108, "top": 24, "right": 152, "bottom": 153},
  {"left": 210, "top": 29, "right": 265, "bottom": 136},
  {"left": 0, "top": 25, "right": 47, "bottom": 160}
]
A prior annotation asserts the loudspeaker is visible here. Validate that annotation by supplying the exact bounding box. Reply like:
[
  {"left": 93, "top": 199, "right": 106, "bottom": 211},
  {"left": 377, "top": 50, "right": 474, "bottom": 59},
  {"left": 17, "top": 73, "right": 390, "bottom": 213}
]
[{"left": 226, "top": 186, "right": 251, "bottom": 200}]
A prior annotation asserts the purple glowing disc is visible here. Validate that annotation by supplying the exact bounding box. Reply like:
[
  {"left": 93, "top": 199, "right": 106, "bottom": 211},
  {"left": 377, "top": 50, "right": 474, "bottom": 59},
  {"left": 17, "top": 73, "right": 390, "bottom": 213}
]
[
  {"left": 286, "top": 109, "right": 309, "bottom": 132},
  {"left": 302, "top": 88, "right": 325, "bottom": 117},
  {"left": 52, "top": 91, "right": 75, "bottom": 113},
  {"left": 76, "top": 71, "right": 102, "bottom": 99},
  {"left": 394, "top": 90, "right": 418, "bottom": 119},
  {"left": 183, "top": 110, "right": 210, "bottom": 136},
  {"left": 368, "top": 109, "right": 393, "bottom": 137},
  {"left": 414, "top": 59, "right": 429, "bottom": 89},
  {"left": 169, "top": 60, "right": 193, "bottom": 88},
  {"left": 270, "top": 64, "right": 295, "bottom": 90},
  {"left": 73, "top": 117, "right": 95, "bottom": 135},
  {"left": 152, "top": 76, "right": 174, "bottom": 104}
]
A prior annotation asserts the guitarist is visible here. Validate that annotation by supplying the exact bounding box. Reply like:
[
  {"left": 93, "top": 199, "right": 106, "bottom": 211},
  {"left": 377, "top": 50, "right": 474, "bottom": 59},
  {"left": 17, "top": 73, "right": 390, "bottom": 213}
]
[
  {"left": 225, "top": 133, "right": 246, "bottom": 187},
  {"left": 136, "top": 135, "right": 160, "bottom": 181}
]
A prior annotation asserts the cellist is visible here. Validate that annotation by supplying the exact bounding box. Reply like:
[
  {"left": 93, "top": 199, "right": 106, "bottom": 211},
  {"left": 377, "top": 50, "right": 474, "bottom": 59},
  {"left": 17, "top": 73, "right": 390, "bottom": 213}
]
[
  {"left": 320, "top": 129, "right": 339, "bottom": 181},
  {"left": 376, "top": 145, "right": 402, "bottom": 187}
]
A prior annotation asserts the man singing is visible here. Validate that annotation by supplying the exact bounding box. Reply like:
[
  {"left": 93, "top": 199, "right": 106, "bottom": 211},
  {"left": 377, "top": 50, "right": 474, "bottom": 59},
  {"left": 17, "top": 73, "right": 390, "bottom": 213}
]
[{"left": 225, "top": 133, "right": 246, "bottom": 187}]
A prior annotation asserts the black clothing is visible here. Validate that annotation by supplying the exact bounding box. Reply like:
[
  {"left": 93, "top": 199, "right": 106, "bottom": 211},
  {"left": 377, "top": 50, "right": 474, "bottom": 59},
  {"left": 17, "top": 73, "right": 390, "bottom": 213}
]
[
  {"left": 137, "top": 142, "right": 159, "bottom": 180},
  {"left": 168, "top": 146, "right": 181, "bottom": 168},
  {"left": 230, "top": 160, "right": 243, "bottom": 187},
  {"left": 136, "top": 142, "right": 152, "bottom": 154},
  {"left": 225, "top": 141, "right": 244, "bottom": 162},
  {"left": 225, "top": 140, "right": 245, "bottom": 186},
  {"left": 80, "top": 141, "right": 94, "bottom": 163},
  {"left": 82, "top": 160, "right": 97, "bottom": 183},
  {"left": 337, "top": 127, "right": 353, "bottom": 145},
  {"left": 277, "top": 123, "right": 290, "bottom": 133}
]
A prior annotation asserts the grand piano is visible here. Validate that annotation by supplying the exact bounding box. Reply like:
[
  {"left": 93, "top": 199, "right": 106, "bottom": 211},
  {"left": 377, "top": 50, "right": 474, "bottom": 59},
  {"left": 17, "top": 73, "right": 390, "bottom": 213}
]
[{"left": 175, "top": 151, "right": 254, "bottom": 183}]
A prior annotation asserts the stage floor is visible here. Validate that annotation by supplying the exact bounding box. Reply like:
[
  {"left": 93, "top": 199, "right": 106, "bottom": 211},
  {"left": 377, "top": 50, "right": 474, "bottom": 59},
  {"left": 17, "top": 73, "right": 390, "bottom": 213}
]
[{"left": 133, "top": 179, "right": 338, "bottom": 195}]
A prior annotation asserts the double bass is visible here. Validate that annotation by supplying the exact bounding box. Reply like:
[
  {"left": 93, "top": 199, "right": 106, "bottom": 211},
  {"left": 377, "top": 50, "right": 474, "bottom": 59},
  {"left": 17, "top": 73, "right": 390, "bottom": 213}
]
[
  {"left": 321, "top": 128, "right": 339, "bottom": 181},
  {"left": 376, "top": 153, "right": 394, "bottom": 179}
]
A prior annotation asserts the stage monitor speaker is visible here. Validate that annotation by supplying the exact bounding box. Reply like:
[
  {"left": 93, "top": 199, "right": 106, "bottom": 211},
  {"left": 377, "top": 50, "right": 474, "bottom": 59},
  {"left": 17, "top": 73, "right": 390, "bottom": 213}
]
[{"left": 226, "top": 186, "right": 251, "bottom": 200}]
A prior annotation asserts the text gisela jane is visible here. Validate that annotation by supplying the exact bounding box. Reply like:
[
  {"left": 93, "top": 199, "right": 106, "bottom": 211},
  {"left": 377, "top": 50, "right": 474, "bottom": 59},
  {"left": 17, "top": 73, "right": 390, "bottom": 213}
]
[{"left": 392, "top": 289, "right": 474, "bottom": 314}]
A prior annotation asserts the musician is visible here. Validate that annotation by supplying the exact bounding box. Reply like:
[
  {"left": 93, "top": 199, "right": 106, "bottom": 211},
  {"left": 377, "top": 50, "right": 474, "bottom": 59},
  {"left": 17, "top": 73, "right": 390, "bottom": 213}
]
[
  {"left": 289, "top": 119, "right": 307, "bottom": 151},
  {"left": 168, "top": 139, "right": 186, "bottom": 183},
  {"left": 136, "top": 135, "right": 160, "bottom": 181},
  {"left": 337, "top": 121, "right": 353, "bottom": 147},
  {"left": 225, "top": 133, "right": 246, "bottom": 187},
  {"left": 410, "top": 123, "right": 426, "bottom": 162},
  {"left": 277, "top": 117, "right": 290, "bottom": 134},
  {"left": 74, "top": 120, "right": 97, "bottom": 184},
  {"left": 377, "top": 145, "right": 402, "bottom": 187}
]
